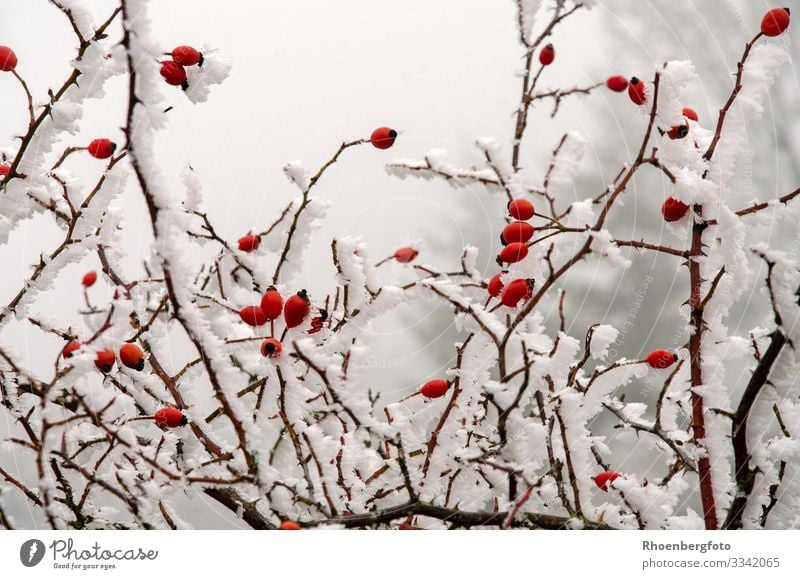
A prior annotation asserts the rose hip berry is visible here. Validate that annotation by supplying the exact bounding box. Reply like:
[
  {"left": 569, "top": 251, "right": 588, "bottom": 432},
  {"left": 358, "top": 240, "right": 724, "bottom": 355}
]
[
  {"left": 487, "top": 272, "right": 505, "bottom": 297},
  {"left": 761, "top": 8, "right": 790, "bottom": 37},
  {"left": 119, "top": 343, "right": 145, "bottom": 371},
  {"left": 63, "top": 340, "right": 81, "bottom": 359},
  {"left": 171, "top": 45, "right": 203, "bottom": 67},
  {"left": 662, "top": 197, "right": 689, "bottom": 222},
  {"left": 606, "top": 75, "right": 629, "bottom": 92},
  {"left": 238, "top": 234, "right": 261, "bottom": 252},
  {"left": 501, "top": 278, "right": 533, "bottom": 308},
  {"left": 160, "top": 60, "right": 187, "bottom": 88},
  {"left": 593, "top": 470, "right": 621, "bottom": 492},
  {"left": 308, "top": 310, "right": 328, "bottom": 335},
  {"left": 502, "top": 221, "right": 534, "bottom": 244},
  {"left": 539, "top": 43, "right": 555, "bottom": 66},
  {"left": 240, "top": 306, "right": 268, "bottom": 327},
  {"left": 508, "top": 198, "right": 534, "bottom": 220},
  {"left": 94, "top": 349, "right": 116, "bottom": 372},
  {"left": 82, "top": 271, "right": 97, "bottom": 287},
  {"left": 646, "top": 349, "right": 677, "bottom": 369},
  {"left": 284, "top": 290, "right": 310, "bottom": 328},
  {"left": 0, "top": 46, "right": 17, "bottom": 72},
  {"left": 370, "top": 127, "right": 397, "bottom": 150},
  {"left": 155, "top": 407, "right": 187, "bottom": 428},
  {"left": 682, "top": 107, "right": 699, "bottom": 122},
  {"left": 420, "top": 379, "right": 450, "bottom": 399},
  {"left": 88, "top": 139, "right": 117, "bottom": 159},
  {"left": 628, "top": 77, "right": 647, "bottom": 105},
  {"left": 279, "top": 520, "right": 301, "bottom": 530},
  {"left": 260, "top": 338, "right": 283, "bottom": 358},
  {"left": 260, "top": 287, "right": 283, "bottom": 320},
  {"left": 394, "top": 247, "right": 418, "bottom": 263},
  {"left": 498, "top": 242, "right": 528, "bottom": 264},
  {"left": 666, "top": 122, "right": 689, "bottom": 140}
]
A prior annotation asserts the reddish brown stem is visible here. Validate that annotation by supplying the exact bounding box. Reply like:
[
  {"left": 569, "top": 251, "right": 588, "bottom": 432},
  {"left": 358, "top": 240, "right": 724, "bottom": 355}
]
[{"left": 688, "top": 216, "right": 717, "bottom": 529}]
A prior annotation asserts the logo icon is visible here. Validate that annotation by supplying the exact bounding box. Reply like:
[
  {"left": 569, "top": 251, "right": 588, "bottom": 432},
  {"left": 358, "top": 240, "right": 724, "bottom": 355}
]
[{"left": 19, "top": 539, "right": 46, "bottom": 567}]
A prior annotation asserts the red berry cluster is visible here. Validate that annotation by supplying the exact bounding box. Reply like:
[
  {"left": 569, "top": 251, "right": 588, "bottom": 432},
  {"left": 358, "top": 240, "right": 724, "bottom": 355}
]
[
  {"left": 484, "top": 199, "right": 536, "bottom": 309},
  {"left": 160, "top": 45, "right": 203, "bottom": 91},
  {"left": 63, "top": 300, "right": 182, "bottom": 429},
  {"left": 604, "top": 74, "right": 647, "bottom": 106},
  {"left": 237, "top": 288, "right": 325, "bottom": 359},
  {"left": 62, "top": 340, "right": 146, "bottom": 373},
  {"left": 601, "top": 6, "right": 791, "bottom": 111},
  {"left": 61, "top": 271, "right": 146, "bottom": 373}
]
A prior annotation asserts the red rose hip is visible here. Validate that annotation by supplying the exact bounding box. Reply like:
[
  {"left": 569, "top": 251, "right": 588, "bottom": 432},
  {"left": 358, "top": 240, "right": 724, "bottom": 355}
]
[
  {"left": 279, "top": 520, "right": 301, "bottom": 530},
  {"left": 487, "top": 272, "right": 505, "bottom": 297},
  {"left": 94, "top": 349, "right": 116, "bottom": 372},
  {"left": 500, "top": 278, "right": 533, "bottom": 307},
  {"left": 155, "top": 407, "right": 187, "bottom": 428},
  {"left": 666, "top": 122, "right": 689, "bottom": 140},
  {"left": 260, "top": 338, "right": 283, "bottom": 358},
  {"left": 420, "top": 379, "right": 449, "bottom": 399},
  {"left": 662, "top": 197, "right": 689, "bottom": 222},
  {"left": 240, "top": 306, "right": 268, "bottom": 327},
  {"left": 682, "top": 107, "right": 699, "bottom": 122},
  {"left": 0, "top": 46, "right": 17, "bottom": 72},
  {"left": 394, "top": 247, "right": 418, "bottom": 263},
  {"left": 508, "top": 198, "right": 534, "bottom": 220},
  {"left": 502, "top": 221, "right": 534, "bottom": 244},
  {"left": 646, "top": 349, "right": 677, "bottom": 369},
  {"left": 63, "top": 340, "right": 81, "bottom": 359},
  {"left": 160, "top": 60, "right": 187, "bottom": 87},
  {"left": 0, "top": 164, "right": 10, "bottom": 178},
  {"left": 628, "top": 77, "right": 647, "bottom": 105},
  {"left": 284, "top": 290, "right": 310, "bottom": 328},
  {"left": 308, "top": 310, "right": 328, "bottom": 335},
  {"left": 761, "top": 8, "right": 790, "bottom": 37},
  {"left": 498, "top": 242, "right": 528, "bottom": 264},
  {"left": 82, "top": 271, "right": 97, "bottom": 287},
  {"left": 593, "top": 470, "right": 620, "bottom": 492},
  {"left": 370, "top": 127, "right": 397, "bottom": 149},
  {"left": 87, "top": 139, "right": 116, "bottom": 159},
  {"left": 260, "top": 287, "right": 283, "bottom": 320},
  {"left": 539, "top": 43, "right": 555, "bottom": 66},
  {"left": 238, "top": 234, "right": 261, "bottom": 252},
  {"left": 606, "top": 75, "right": 629, "bottom": 92},
  {"left": 171, "top": 45, "right": 203, "bottom": 66},
  {"left": 119, "top": 343, "right": 145, "bottom": 371}
]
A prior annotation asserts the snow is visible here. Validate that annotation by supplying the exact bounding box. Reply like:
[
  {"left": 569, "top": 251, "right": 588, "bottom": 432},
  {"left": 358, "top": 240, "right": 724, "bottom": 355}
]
[
  {"left": 546, "top": 132, "right": 587, "bottom": 194},
  {"left": 589, "top": 324, "right": 619, "bottom": 360},
  {"left": 515, "top": 0, "right": 543, "bottom": 45}
]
